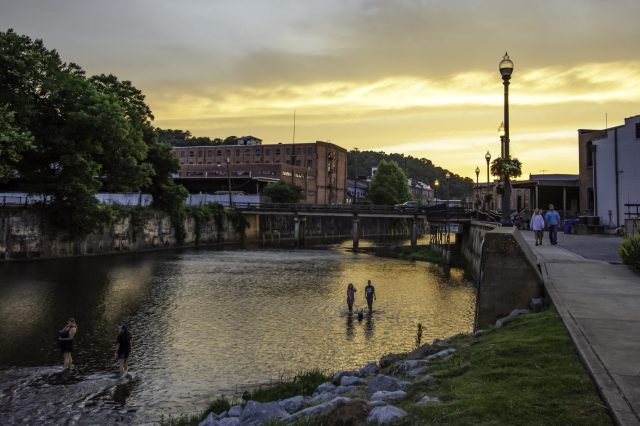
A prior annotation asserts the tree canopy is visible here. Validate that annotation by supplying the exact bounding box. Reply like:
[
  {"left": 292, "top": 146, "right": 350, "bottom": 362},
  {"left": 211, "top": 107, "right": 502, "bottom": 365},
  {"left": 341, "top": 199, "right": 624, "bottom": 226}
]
[
  {"left": 0, "top": 29, "right": 185, "bottom": 233},
  {"left": 262, "top": 180, "right": 304, "bottom": 203},
  {"left": 367, "top": 160, "right": 411, "bottom": 205}
]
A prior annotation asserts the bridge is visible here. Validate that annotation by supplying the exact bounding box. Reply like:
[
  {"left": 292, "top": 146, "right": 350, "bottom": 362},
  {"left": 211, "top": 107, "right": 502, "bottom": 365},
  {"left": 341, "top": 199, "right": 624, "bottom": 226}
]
[{"left": 232, "top": 202, "right": 484, "bottom": 249}]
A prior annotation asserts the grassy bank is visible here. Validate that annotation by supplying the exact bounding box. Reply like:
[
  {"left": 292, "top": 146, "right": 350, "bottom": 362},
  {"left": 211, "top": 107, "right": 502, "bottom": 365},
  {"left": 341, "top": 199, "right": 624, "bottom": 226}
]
[
  {"left": 401, "top": 310, "right": 612, "bottom": 425},
  {"left": 160, "top": 310, "right": 611, "bottom": 425}
]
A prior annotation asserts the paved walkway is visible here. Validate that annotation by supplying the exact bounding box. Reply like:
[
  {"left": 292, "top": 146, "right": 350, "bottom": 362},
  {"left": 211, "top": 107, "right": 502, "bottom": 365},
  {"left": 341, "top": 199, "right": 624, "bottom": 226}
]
[{"left": 520, "top": 229, "right": 640, "bottom": 425}]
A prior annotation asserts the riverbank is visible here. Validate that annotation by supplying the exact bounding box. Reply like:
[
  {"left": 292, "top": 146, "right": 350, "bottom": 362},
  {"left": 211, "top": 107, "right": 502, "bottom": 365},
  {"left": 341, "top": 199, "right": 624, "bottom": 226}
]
[{"left": 163, "top": 309, "right": 611, "bottom": 425}]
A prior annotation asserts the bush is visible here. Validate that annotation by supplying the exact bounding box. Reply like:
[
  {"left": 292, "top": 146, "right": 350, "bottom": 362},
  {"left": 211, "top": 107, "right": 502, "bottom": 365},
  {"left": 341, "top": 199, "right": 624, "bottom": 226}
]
[{"left": 618, "top": 234, "right": 640, "bottom": 272}]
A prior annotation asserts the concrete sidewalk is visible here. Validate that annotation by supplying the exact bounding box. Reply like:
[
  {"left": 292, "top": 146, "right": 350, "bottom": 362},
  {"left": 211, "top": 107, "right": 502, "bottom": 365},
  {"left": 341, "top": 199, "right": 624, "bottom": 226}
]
[{"left": 520, "top": 229, "right": 640, "bottom": 425}]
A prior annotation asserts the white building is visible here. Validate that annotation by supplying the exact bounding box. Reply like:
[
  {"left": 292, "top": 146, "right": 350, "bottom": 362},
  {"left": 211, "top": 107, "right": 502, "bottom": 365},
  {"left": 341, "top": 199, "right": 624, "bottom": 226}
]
[{"left": 590, "top": 115, "right": 640, "bottom": 228}]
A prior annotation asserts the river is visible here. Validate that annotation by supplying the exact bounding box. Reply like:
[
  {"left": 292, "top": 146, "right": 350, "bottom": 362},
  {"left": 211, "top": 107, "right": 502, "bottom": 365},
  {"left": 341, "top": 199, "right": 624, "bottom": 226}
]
[{"left": 0, "top": 244, "right": 476, "bottom": 424}]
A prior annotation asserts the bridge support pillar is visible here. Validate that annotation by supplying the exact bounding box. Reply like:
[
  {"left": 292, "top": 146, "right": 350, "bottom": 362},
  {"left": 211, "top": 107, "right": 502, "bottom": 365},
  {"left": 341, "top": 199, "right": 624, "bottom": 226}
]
[
  {"left": 411, "top": 217, "right": 418, "bottom": 247},
  {"left": 352, "top": 214, "right": 360, "bottom": 249},
  {"left": 294, "top": 216, "right": 305, "bottom": 247}
]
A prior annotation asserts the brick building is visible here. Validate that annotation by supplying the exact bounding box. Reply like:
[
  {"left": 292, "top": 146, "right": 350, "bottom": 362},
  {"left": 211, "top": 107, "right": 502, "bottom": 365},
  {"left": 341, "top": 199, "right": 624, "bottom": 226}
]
[{"left": 172, "top": 140, "right": 348, "bottom": 204}]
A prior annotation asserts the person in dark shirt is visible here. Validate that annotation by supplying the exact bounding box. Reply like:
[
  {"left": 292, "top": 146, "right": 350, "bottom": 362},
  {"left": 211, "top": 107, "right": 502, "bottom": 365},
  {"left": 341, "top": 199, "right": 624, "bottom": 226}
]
[
  {"left": 58, "top": 318, "right": 78, "bottom": 370},
  {"left": 115, "top": 324, "right": 131, "bottom": 377},
  {"left": 364, "top": 280, "right": 376, "bottom": 314}
]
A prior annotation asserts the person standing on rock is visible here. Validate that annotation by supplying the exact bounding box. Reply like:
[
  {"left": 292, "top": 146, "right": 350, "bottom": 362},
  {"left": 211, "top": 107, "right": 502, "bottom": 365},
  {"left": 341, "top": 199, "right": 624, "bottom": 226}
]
[
  {"left": 346, "top": 283, "right": 357, "bottom": 313},
  {"left": 530, "top": 209, "right": 545, "bottom": 246},
  {"left": 364, "top": 280, "right": 376, "bottom": 314},
  {"left": 58, "top": 318, "right": 77, "bottom": 370},
  {"left": 544, "top": 204, "right": 561, "bottom": 245}
]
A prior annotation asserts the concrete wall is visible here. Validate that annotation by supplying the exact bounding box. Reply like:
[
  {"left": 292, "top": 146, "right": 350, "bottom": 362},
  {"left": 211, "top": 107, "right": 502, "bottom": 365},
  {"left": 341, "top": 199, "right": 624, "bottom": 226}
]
[
  {"left": 0, "top": 209, "right": 239, "bottom": 261},
  {"left": 463, "top": 223, "right": 543, "bottom": 328}
]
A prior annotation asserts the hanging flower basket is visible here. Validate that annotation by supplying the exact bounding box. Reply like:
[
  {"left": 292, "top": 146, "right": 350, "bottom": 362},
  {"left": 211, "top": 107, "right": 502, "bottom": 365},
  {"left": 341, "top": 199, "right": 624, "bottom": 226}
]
[{"left": 490, "top": 157, "right": 522, "bottom": 179}]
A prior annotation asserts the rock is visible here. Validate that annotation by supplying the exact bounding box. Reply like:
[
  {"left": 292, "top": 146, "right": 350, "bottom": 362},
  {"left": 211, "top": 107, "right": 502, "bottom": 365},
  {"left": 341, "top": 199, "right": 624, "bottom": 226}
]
[
  {"left": 367, "top": 375, "right": 412, "bottom": 394},
  {"left": 307, "top": 392, "right": 337, "bottom": 405},
  {"left": 496, "top": 309, "right": 530, "bottom": 328},
  {"left": 331, "top": 370, "right": 359, "bottom": 385},
  {"left": 317, "top": 382, "right": 337, "bottom": 393},
  {"left": 218, "top": 411, "right": 227, "bottom": 418},
  {"left": 278, "top": 395, "right": 304, "bottom": 414},
  {"left": 416, "top": 395, "right": 441, "bottom": 405},
  {"left": 368, "top": 400, "right": 388, "bottom": 407},
  {"left": 371, "top": 390, "right": 407, "bottom": 402},
  {"left": 198, "top": 412, "right": 219, "bottom": 426},
  {"left": 237, "top": 401, "right": 290, "bottom": 426},
  {"left": 396, "top": 359, "right": 429, "bottom": 375},
  {"left": 406, "top": 366, "right": 430, "bottom": 378},
  {"left": 367, "top": 405, "right": 408, "bottom": 424},
  {"left": 290, "top": 396, "right": 351, "bottom": 420},
  {"left": 426, "top": 348, "right": 456, "bottom": 361},
  {"left": 334, "top": 385, "right": 358, "bottom": 395},
  {"left": 340, "top": 375, "right": 366, "bottom": 386},
  {"left": 359, "top": 362, "right": 379, "bottom": 376},
  {"left": 417, "top": 374, "right": 437, "bottom": 384},
  {"left": 218, "top": 418, "right": 239, "bottom": 426},
  {"left": 407, "top": 343, "right": 432, "bottom": 360},
  {"left": 530, "top": 297, "right": 544, "bottom": 312},
  {"left": 379, "top": 354, "right": 400, "bottom": 369},
  {"left": 431, "top": 338, "right": 449, "bottom": 348},
  {"left": 474, "top": 329, "right": 487, "bottom": 337},
  {"left": 227, "top": 405, "right": 242, "bottom": 417}
]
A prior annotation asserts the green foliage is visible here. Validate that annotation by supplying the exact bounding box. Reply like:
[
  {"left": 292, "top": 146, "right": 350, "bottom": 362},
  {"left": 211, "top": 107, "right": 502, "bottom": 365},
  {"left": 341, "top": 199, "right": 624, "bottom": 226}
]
[
  {"left": 415, "top": 323, "right": 424, "bottom": 349},
  {"left": 367, "top": 159, "right": 411, "bottom": 205},
  {"left": 348, "top": 149, "right": 473, "bottom": 200},
  {"left": 263, "top": 180, "right": 304, "bottom": 203},
  {"left": 249, "top": 370, "right": 331, "bottom": 402},
  {"left": 225, "top": 209, "right": 248, "bottom": 241},
  {"left": 618, "top": 234, "right": 640, "bottom": 272},
  {"left": 0, "top": 105, "right": 33, "bottom": 182},
  {"left": 187, "top": 202, "right": 224, "bottom": 244},
  {"left": 490, "top": 156, "right": 523, "bottom": 179}
]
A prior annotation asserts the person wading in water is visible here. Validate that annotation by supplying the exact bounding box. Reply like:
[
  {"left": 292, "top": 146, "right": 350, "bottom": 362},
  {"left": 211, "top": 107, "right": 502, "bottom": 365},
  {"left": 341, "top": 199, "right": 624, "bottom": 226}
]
[
  {"left": 115, "top": 324, "right": 131, "bottom": 377},
  {"left": 346, "top": 283, "right": 357, "bottom": 313},
  {"left": 58, "top": 318, "right": 77, "bottom": 370},
  {"left": 364, "top": 280, "right": 376, "bottom": 314}
]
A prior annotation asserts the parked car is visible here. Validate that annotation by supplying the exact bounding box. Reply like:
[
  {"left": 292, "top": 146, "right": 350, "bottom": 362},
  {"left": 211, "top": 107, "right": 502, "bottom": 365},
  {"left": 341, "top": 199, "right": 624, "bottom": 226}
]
[{"left": 394, "top": 201, "right": 418, "bottom": 211}]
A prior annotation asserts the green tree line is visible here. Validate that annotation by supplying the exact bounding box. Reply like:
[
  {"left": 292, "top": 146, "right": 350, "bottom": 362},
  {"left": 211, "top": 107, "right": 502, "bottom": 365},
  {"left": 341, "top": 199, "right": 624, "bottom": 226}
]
[{"left": 0, "top": 29, "right": 186, "bottom": 233}]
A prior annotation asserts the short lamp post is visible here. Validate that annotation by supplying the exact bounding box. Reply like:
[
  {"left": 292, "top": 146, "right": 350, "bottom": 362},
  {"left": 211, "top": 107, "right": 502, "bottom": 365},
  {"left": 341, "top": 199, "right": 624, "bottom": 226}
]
[
  {"left": 354, "top": 147, "right": 359, "bottom": 203},
  {"left": 499, "top": 52, "right": 514, "bottom": 226},
  {"left": 434, "top": 179, "right": 440, "bottom": 204},
  {"left": 475, "top": 166, "right": 480, "bottom": 210},
  {"left": 485, "top": 150, "right": 491, "bottom": 209},
  {"left": 445, "top": 172, "right": 451, "bottom": 263},
  {"left": 225, "top": 157, "right": 232, "bottom": 207}
]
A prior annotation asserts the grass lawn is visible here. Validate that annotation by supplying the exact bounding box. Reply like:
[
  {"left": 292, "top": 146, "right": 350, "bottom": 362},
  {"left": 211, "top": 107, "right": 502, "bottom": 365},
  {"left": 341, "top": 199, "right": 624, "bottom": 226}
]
[{"left": 401, "top": 310, "right": 612, "bottom": 425}]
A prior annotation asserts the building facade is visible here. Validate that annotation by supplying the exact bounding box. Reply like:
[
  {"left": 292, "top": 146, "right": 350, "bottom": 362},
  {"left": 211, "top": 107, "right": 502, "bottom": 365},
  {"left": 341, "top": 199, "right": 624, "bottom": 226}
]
[
  {"left": 579, "top": 115, "right": 640, "bottom": 228},
  {"left": 173, "top": 141, "right": 348, "bottom": 204}
]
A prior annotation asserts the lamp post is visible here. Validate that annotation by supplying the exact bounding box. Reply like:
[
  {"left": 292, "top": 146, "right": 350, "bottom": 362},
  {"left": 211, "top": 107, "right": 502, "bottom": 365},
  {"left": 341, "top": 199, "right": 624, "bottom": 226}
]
[
  {"left": 475, "top": 166, "right": 480, "bottom": 212},
  {"left": 354, "top": 147, "right": 359, "bottom": 203},
  {"left": 225, "top": 156, "right": 232, "bottom": 207},
  {"left": 499, "top": 52, "right": 514, "bottom": 225},
  {"left": 485, "top": 151, "right": 491, "bottom": 209},
  {"left": 434, "top": 179, "right": 440, "bottom": 204},
  {"left": 445, "top": 172, "right": 451, "bottom": 263}
]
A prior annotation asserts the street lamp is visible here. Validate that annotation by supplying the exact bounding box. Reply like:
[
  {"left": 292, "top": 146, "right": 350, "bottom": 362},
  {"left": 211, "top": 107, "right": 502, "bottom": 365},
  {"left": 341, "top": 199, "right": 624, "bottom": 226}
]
[
  {"left": 475, "top": 166, "right": 480, "bottom": 211},
  {"left": 499, "top": 52, "right": 514, "bottom": 225},
  {"left": 225, "top": 156, "right": 232, "bottom": 207},
  {"left": 485, "top": 150, "right": 491, "bottom": 209},
  {"left": 354, "top": 147, "right": 359, "bottom": 203},
  {"left": 434, "top": 179, "right": 440, "bottom": 204},
  {"left": 445, "top": 172, "right": 451, "bottom": 263}
]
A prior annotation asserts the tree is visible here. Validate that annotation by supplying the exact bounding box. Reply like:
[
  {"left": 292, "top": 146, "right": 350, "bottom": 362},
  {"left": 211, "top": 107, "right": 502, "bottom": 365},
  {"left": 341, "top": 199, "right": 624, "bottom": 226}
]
[
  {"left": 262, "top": 180, "right": 304, "bottom": 203},
  {"left": 367, "top": 160, "right": 411, "bottom": 205},
  {"left": 0, "top": 106, "right": 33, "bottom": 182}
]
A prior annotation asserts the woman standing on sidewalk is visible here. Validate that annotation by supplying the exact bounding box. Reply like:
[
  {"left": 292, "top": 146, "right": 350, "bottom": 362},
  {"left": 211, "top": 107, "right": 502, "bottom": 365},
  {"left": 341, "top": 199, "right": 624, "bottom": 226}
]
[{"left": 530, "top": 209, "right": 545, "bottom": 246}]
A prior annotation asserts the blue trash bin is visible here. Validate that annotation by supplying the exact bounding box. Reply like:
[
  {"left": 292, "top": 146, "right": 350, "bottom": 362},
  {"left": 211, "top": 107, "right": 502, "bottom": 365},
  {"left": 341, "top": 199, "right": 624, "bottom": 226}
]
[{"left": 563, "top": 220, "right": 572, "bottom": 234}]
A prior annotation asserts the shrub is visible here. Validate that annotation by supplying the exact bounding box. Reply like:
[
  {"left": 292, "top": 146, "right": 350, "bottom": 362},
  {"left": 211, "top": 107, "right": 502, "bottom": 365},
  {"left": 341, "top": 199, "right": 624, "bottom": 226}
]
[{"left": 618, "top": 234, "right": 640, "bottom": 272}]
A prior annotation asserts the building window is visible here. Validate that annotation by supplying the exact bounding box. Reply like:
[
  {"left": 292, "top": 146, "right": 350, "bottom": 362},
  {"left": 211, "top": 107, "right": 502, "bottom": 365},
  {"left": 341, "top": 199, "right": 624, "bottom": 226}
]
[
  {"left": 296, "top": 147, "right": 302, "bottom": 155},
  {"left": 275, "top": 148, "right": 281, "bottom": 155},
  {"left": 189, "top": 151, "right": 194, "bottom": 157},
  {"left": 295, "top": 160, "right": 301, "bottom": 166},
  {"left": 236, "top": 149, "right": 241, "bottom": 157},
  {"left": 245, "top": 150, "right": 251, "bottom": 156},
  {"left": 255, "top": 148, "right": 261, "bottom": 155},
  {"left": 586, "top": 141, "right": 593, "bottom": 167},
  {"left": 198, "top": 150, "right": 203, "bottom": 157},
  {"left": 180, "top": 151, "right": 186, "bottom": 157},
  {"left": 286, "top": 147, "right": 291, "bottom": 155},
  {"left": 307, "top": 147, "right": 313, "bottom": 155},
  {"left": 307, "top": 159, "right": 313, "bottom": 167},
  {"left": 265, "top": 148, "right": 271, "bottom": 156}
]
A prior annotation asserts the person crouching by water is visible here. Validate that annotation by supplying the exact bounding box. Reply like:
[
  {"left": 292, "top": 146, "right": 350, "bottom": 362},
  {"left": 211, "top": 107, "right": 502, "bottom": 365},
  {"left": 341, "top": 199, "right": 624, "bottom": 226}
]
[
  {"left": 115, "top": 324, "right": 131, "bottom": 377},
  {"left": 346, "top": 283, "right": 357, "bottom": 313},
  {"left": 58, "top": 318, "right": 77, "bottom": 370},
  {"left": 365, "top": 280, "right": 376, "bottom": 314}
]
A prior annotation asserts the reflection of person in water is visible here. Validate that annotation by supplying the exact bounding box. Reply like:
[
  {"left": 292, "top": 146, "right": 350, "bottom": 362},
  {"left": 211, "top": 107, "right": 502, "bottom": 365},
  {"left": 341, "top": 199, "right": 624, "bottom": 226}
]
[
  {"left": 58, "top": 318, "right": 77, "bottom": 370},
  {"left": 346, "top": 283, "right": 356, "bottom": 313},
  {"left": 364, "top": 314, "right": 374, "bottom": 339},
  {"left": 345, "top": 313, "right": 354, "bottom": 340}
]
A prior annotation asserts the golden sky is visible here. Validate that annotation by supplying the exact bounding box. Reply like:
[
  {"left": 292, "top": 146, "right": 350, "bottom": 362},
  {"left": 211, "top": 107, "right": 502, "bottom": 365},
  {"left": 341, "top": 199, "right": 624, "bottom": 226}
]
[{"left": 2, "top": 0, "right": 640, "bottom": 179}]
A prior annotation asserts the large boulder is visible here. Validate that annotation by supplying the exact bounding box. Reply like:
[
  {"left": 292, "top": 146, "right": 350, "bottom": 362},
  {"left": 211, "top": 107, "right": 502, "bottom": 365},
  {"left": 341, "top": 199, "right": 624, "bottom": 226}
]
[
  {"left": 395, "top": 359, "right": 429, "bottom": 375},
  {"left": 198, "top": 412, "right": 219, "bottom": 426},
  {"left": 371, "top": 390, "right": 407, "bottom": 403},
  {"left": 416, "top": 395, "right": 441, "bottom": 405},
  {"left": 407, "top": 343, "right": 432, "bottom": 360},
  {"left": 317, "top": 382, "right": 337, "bottom": 393},
  {"left": 227, "top": 406, "right": 242, "bottom": 417},
  {"left": 406, "top": 366, "right": 430, "bottom": 378},
  {"left": 379, "top": 354, "right": 400, "bottom": 369},
  {"left": 218, "top": 418, "right": 239, "bottom": 426},
  {"left": 359, "top": 362, "right": 380, "bottom": 376},
  {"left": 340, "top": 375, "right": 366, "bottom": 386},
  {"left": 331, "top": 370, "right": 359, "bottom": 385},
  {"left": 278, "top": 395, "right": 304, "bottom": 414},
  {"left": 426, "top": 348, "right": 456, "bottom": 361},
  {"left": 289, "top": 396, "right": 352, "bottom": 420},
  {"left": 367, "top": 375, "right": 412, "bottom": 394},
  {"left": 334, "top": 385, "right": 358, "bottom": 395},
  {"left": 237, "top": 401, "right": 290, "bottom": 426},
  {"left": 367, "top": 405, "right": 408, "bottom": 425}
]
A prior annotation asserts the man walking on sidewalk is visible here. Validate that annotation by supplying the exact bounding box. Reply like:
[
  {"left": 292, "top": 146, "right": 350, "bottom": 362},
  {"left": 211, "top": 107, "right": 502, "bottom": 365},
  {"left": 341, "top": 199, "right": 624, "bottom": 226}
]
[{"left": 545, "top": 204, "right": 561, "bottom": 245}]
